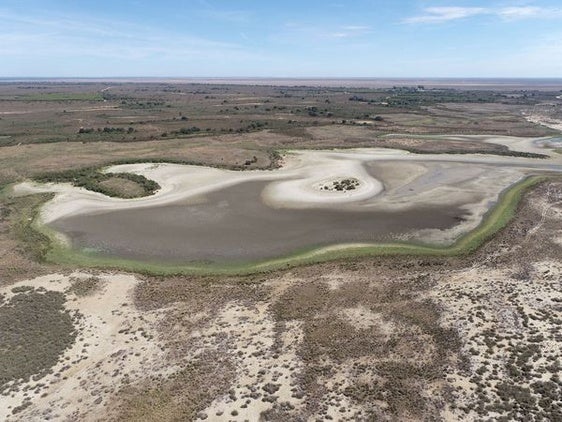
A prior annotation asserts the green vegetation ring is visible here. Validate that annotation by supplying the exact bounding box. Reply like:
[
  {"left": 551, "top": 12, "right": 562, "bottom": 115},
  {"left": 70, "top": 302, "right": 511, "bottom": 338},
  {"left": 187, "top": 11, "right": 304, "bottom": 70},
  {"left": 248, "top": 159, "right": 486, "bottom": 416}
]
[{"left": 20, "top": 175, "right": 546, "bottom": 276}]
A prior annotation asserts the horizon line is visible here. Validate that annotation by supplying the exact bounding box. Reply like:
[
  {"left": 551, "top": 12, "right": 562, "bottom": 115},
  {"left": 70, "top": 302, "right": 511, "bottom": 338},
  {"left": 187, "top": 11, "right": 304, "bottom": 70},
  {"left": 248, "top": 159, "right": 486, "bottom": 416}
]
[{"left": 2, "top": 76, "right": 562, "bottom": 80}]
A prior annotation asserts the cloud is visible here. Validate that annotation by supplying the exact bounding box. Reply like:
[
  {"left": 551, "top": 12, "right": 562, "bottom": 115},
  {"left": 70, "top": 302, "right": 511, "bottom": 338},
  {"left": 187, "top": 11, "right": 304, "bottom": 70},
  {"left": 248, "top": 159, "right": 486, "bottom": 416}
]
[
  {"left": 0, "top": 8, "right": 265, "bottom": 69},
  {"left": 330, "top": 26, "right": 371, "bottom": 38},
  {"left": 405, "top": 5, "right": 562, "bottom": 24},
  {"left": 498, "top": 6, "right": 562, "bottom": 20},
  {"left": 499, "top": 6, "right": 542, "bottom": 19},
  {"left": 197, "top": 9, "right": 253, "bottom": 23},
  {"left": 404, "top": 7, "right": 487, "bottom": 24},
  {"left": 281, "top": 22, "right": 371, "bottom": 40},
  {"left": 340, "top": 25, "right": 371, "bottom": 32}
]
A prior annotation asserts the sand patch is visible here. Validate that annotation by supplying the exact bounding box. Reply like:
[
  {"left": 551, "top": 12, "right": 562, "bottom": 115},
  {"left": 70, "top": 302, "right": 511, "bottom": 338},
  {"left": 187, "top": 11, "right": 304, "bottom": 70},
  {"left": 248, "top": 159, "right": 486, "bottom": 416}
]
[
  {"left": 552, "top": 230, "right": 562, "bottom": 246},
  {"left": 0, "top": 272, "right": 169, "bottom": 421},
  {"left": 525, "top": 113, "right": 562, "bottom": 133},
  {"left": 338, "top": 306, "right": 396, "bottom": 333},
  {"left": 432, "top": 260, "right": 562, "bottom": 420},
  {"left": 188, "top": 302, "right": 305, "bottom": 421}
]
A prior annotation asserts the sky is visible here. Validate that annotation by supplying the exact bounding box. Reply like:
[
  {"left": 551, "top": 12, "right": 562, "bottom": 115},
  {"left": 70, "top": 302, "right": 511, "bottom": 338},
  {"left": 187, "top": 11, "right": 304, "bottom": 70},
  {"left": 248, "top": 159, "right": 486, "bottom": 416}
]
[{"left": 1, "top": 0, "right": 562, "bottom": 78}]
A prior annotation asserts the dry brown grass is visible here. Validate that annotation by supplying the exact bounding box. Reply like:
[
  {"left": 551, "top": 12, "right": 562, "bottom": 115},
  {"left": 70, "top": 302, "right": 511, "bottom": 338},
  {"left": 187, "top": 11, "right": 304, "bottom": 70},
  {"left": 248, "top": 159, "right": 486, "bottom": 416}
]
[
  {"left": 0, "top": 136, "right": 278, "bottom": 186},
  {"left": 111, "top": 354, "right": 235, "bottom": 422},
  {"left": 0, "top": 82, "right": 556, "bottom": 187},
  {"left": 98, "top": 177, "right": 146, "bottom": 198}
]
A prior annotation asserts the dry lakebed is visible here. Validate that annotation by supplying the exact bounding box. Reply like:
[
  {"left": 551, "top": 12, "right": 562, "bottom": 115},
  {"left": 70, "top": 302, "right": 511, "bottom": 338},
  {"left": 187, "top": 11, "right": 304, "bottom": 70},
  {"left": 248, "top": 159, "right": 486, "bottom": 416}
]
[{"left": 13, "top": 134, "right": 562, "bottom": 271}]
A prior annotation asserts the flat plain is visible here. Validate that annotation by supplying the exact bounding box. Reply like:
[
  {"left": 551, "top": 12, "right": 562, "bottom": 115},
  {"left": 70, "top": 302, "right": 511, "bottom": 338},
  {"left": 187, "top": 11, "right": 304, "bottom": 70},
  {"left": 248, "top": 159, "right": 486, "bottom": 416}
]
[{"left": 1, "top": 80, "right": 561, "bottom": 421}]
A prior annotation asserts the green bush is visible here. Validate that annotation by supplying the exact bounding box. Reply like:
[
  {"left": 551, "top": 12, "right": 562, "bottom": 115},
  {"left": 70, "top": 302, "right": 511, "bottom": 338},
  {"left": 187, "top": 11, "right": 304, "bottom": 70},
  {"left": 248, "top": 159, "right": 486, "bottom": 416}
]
[
  {"left": 0, "top": 289, "right": 77, "bottom": 392},
  {"left": 34, "top": 167, "right": 160, "bottom": 198}
]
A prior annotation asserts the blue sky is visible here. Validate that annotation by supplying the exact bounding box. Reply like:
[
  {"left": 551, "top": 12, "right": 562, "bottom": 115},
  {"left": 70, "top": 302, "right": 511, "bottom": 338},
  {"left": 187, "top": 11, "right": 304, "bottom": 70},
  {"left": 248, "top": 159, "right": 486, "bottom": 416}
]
[{"left": 1, "top": 0, "right": 562, "bottom": 77}]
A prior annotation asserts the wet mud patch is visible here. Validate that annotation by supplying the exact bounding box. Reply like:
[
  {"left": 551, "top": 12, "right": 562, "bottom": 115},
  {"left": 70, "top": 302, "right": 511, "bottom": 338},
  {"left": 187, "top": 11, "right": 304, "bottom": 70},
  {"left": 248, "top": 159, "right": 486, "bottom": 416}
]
[{"left": 51, "top": 180, "right": 463, "bottom": 264}]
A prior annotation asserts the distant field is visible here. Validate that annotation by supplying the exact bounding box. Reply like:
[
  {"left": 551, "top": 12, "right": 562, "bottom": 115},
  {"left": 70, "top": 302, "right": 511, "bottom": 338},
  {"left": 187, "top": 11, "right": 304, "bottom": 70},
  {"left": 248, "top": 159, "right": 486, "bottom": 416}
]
[
  {"left": 17, "top": 92, "right": 103, "bottom": 101},
  {"left": 0, "top": 82, "right": 558, "bottom": 148}
]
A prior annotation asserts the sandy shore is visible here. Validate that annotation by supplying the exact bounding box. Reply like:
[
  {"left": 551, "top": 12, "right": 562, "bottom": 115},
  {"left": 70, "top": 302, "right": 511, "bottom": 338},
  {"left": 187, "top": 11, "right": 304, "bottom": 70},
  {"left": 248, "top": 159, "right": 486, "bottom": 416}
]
[
  {"left": 523, "top": 112, "right": 562, "bottom": 133},
  {"left": 14, "top": 149, "right": 401, "bottom": 223}
]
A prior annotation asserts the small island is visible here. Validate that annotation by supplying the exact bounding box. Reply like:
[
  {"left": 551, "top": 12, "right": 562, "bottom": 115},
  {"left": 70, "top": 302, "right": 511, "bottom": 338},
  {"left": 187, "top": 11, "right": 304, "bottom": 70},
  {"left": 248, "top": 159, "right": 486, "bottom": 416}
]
[{"left": 320, "top": 178, "right": 360, "bottom": 192}]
